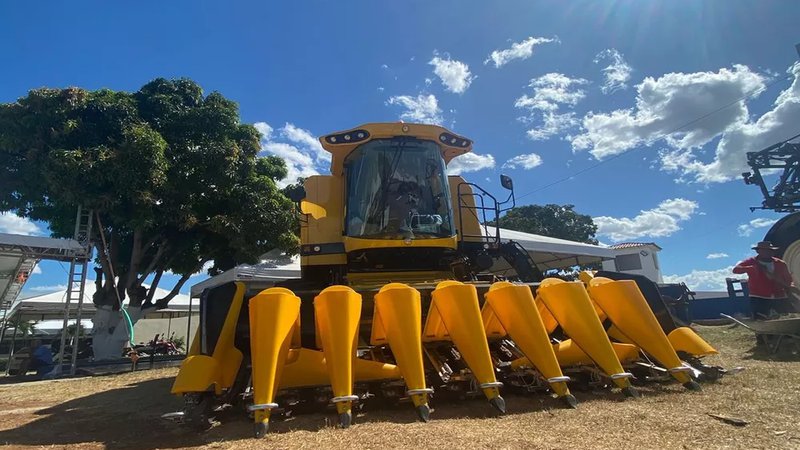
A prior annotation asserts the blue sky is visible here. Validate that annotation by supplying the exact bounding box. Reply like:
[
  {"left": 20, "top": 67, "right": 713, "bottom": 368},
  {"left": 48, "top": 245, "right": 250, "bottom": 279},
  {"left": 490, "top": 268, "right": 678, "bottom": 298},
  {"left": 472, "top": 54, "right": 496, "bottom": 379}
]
[{"left": 2, "top": 0, "right": 800, "bottom": 294}]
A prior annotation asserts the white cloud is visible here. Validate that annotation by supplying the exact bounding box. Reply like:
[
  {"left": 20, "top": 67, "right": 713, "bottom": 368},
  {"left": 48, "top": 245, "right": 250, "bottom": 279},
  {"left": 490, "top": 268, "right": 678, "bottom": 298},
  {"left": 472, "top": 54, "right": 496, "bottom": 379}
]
[
  {"left": 737, "top": 217, "right": 778, "bottom": 237},
  {"left": 516, "top": 73, "right": 589, "bottom": 111},
  {"left": 387, "top": 94, "right": 443, "bottom": 125},
  {"left": 502, "top": 153, "right": 543, "bottom": 170},
  {"left": 526, "top": 112, "right": 580, "bottom": 141},
  {"left": 255, "top": 121, "right": 323, "bottom": 188},
  {"left": 572, "top": 64, "right": 767, "bottom": 162},
  {"left": 28, "top": 284, "right": 67, "bottom": 292},
  {"left": 32, "top": 265, "right": 42, "bottom": 274},
  {"left": 281, "top": 123, "right": 330, "bottom": 163},
  {"left": 485, "top": 36, "right": 559, "bottom": 68},
  {"left": 663, "top": 266, "right": 734, "bottom": 291},
  {"left": 594, "top": 49, "right": 632, "bottom": 94},
  {"left": 0, "top": 213, "right": 43, "bottom": 235},
  {"left": 254, "top": 122, "right": 273, "bottom": 141},
  {"left": 447, "top": 153, "right": 496, "bottom": 175},
  {"left": 381, "top": 64, "right": 389, "bottom": 69},
  {"left": 706, "top": 252, "right": 729, "bottom": 259},
  {"left": 516, "top": 73, "right": 588, "bottom": 140},
  {"left": 594, "top": 198, "right": 699, "bottom": 242},
  {"left": 663, "top": 63, "right": 800, "bottom": 183},
  {"left": 429, "top": 55, "right": 475, "bottom": 94}
]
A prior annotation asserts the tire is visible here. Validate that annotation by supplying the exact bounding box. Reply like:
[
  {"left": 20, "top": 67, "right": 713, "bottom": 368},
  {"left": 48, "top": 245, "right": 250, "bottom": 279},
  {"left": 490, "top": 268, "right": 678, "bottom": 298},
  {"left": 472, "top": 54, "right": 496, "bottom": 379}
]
[{"left": 183, "top": 393, "right": 215, "bottom": 431}]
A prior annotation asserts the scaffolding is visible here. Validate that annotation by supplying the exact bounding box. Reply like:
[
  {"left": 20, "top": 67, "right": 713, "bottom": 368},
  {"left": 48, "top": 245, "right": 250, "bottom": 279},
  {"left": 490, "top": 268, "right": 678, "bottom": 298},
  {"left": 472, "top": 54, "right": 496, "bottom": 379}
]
[{"left": 0, "top": 207, "right": 92, "bottom": 376}]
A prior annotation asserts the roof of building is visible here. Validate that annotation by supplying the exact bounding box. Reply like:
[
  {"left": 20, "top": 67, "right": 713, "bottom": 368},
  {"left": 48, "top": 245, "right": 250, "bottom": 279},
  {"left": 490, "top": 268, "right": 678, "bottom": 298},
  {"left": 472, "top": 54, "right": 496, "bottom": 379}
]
[{"left": 607, "top": 242, "right": 663, "bottom": 251}]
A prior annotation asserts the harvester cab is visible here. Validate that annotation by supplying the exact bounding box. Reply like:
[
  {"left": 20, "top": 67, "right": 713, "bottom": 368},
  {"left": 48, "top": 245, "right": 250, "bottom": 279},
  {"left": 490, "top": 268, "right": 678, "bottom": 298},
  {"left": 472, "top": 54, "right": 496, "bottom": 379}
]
[
  {"left": 170, "top": 122, "right": 723, "bottom": 438},
  {"left": 298, "top": 122, "right": 521, "bottom": 288}
]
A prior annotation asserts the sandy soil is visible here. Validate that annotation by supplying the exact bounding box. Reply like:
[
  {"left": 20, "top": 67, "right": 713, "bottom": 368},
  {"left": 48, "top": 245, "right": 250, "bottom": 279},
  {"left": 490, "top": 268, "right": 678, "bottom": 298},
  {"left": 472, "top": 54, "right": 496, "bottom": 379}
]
[{"left": 0, "top": 325, "right": 798, "bottom": 450}]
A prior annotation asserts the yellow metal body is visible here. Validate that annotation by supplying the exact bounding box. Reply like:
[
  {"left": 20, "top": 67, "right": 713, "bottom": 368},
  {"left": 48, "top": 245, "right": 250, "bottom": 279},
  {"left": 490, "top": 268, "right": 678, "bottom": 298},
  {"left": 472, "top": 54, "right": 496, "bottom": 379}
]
[
  {"left": 483, "top": 281, "right": 571, "bottom": 397},
  {"left": 370, "top": 283, "right": 430, "bottom": 408},
  {"left": 535, "top": 278, "right": 632, "bottom": 389},
  {"left": 668, "top": 327, "right": 718, "bottom": 356},
  {"left": 314, "top": 285, "right": 362, "bottom": 416},
  {"left": 248, "top": 287, "right": 302, "bottom": 429},
  {"left": 171, "top": 282, "right": 246, "bottom": 395},
  {"left": 510, "top": 340, "right": 639, "bottom": 370},
  {"left": 300, "top": 123, "right": 476, "bottom": 272},
  {"left": 424, "top": 280, "right": 502, "bottom": 401},
  {"left": 587, "top": 277, "right": 692, "bottom": 384},
  {"left": 278, "top": 348, "right": 402, "bottom": 388}
]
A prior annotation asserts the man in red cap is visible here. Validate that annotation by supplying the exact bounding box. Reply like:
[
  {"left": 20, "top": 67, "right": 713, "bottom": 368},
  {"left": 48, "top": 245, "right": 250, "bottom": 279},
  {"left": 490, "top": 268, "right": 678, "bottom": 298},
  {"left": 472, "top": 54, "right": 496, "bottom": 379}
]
[{"left": 733, "top": 241, "right": 799, "bottom": 319}]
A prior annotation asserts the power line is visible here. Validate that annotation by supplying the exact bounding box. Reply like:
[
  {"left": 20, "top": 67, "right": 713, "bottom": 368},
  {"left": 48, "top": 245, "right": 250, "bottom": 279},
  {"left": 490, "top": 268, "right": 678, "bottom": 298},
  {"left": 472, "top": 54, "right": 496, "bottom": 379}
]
[{"left": 515, "top": 70, "right": 796, "bottom": 202}]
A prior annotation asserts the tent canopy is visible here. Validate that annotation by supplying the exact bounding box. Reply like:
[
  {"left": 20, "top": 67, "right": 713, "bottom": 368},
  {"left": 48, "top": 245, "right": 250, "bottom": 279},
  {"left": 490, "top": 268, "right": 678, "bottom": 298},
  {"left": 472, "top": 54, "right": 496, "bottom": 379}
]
[
  {"left": 190, "top": 255, "right": 300, "bottom": 297},
  {"left": 9, "top": 283, "right": 194, "bottom": 322},
  {"left": 487, "top": 227, "right": 613, "bottom": 270},
  {"left": 189, "top": 230, "right": 613, "bottom": 297}
]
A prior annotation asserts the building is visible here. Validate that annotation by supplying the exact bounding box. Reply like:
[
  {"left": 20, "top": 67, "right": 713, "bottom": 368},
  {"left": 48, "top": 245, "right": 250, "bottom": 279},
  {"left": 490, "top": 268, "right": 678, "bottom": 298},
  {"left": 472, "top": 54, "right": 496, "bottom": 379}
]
[{"left": 601, "top": 242, "right": 663, "bottom": 283}]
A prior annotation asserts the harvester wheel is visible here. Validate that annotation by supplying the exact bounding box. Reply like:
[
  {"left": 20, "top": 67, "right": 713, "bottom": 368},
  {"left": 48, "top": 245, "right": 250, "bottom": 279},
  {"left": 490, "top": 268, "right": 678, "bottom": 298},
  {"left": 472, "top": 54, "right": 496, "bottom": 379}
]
[
  {"left": 254, "top": 421, "right": 269, "bottom": 438},
  {"left": 488, "top": 396, "right": 507, "bottom": 414},
  {"left": 183, "top": 394, "right": 215, "bottom": 431},
  {"left": 622, "top": 386, "right": 640, "bottom": 399},
  {"left": 683, "top": 380, "right": 702, "bottom": 392},
  {"left": 562, "top": 394, "right": 578, "bottom": 409},
  {"left": 338, "top": 411, "right": 353, "bottom": 428},
  {"left": 416, "top": 404, "right": 431, "bottom": 422}
]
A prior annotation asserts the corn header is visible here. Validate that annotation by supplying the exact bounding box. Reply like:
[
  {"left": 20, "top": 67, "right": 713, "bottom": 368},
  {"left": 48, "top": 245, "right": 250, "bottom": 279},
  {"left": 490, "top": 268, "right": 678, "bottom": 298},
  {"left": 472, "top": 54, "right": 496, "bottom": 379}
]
[{"left": 170, "top": 123, "right": 723, "bottom": 437}]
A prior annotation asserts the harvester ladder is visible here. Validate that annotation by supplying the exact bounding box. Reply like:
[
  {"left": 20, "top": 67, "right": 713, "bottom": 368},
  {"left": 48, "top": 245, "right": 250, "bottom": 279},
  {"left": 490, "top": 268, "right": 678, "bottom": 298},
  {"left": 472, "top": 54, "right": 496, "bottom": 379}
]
[{"left": 56, "top": 206, "right": 94, "bottom": 376}]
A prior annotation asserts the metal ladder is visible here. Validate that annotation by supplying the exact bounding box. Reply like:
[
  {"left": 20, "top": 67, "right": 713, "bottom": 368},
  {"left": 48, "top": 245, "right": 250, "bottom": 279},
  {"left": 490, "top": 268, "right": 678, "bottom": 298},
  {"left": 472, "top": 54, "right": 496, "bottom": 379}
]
[{"left": 56, "top": 206, "right": 94, "bottom": 376}]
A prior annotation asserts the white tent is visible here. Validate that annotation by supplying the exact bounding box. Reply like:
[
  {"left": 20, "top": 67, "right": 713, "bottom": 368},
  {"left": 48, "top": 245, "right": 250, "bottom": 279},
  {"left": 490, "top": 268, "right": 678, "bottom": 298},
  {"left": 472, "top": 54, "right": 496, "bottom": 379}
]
[
  {"left": 9, "top": 283, "right": 194, "bottom": 322},
  {"left": 190, "top": 254, "right": 300, "bottom": 297},
  {"left": 189, "top": 230, "right": 613, "bottom": 296},
  {"left": 488, "top": 227, "right": 613, "bottom": 270}
]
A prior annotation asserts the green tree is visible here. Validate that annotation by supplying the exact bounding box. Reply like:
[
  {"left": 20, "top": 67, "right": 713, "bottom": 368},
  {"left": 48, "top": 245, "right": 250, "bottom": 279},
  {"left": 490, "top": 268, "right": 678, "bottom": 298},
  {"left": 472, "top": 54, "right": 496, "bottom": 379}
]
[
  {"left": 498, "top": 204, "right": 598, "bottom": 244},
  {"left": 0, "top": 78, "right": 298, "bottom": 308},
  {"left": 3, "top": 317, "right": 37, "bottom": 336}
]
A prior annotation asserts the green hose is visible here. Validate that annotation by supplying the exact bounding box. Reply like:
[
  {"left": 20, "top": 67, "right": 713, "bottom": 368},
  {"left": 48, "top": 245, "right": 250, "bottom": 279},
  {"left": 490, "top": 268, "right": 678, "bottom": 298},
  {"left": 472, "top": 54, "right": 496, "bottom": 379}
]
[{"left": 121, "top": 308, "right": 135, "bottom": 342}]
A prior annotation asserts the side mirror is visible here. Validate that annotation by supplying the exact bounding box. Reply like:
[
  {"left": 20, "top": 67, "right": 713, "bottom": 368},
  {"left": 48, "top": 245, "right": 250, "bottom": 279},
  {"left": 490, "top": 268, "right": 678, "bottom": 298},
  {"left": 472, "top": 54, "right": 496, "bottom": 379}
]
[
  {"left": 287, "top": 186, "right": 306, "bottom": 203},
  {"left": 500, "top": 174, "right": 514, "bottom": 191}
]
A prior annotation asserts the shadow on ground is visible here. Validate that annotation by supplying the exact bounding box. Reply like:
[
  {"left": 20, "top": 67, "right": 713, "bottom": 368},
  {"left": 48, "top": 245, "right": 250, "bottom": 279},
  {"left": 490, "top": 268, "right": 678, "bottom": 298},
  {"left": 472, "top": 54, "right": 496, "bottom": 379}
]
[{"left": 0, "top": 374, "right": 685, "bottom": 449}]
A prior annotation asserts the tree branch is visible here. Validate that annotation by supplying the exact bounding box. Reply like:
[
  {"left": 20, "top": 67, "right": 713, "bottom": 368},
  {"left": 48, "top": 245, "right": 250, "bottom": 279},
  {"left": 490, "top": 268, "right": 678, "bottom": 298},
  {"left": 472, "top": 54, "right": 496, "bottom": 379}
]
[
  {"left": 137, "top": 240, "right": 169, "bottom": 285},
  {"left": 154, "top": 258, "right": 207, "bottom": 308},
  {"left": 125, "top": 228, "right": 143, "bottom": 290}
]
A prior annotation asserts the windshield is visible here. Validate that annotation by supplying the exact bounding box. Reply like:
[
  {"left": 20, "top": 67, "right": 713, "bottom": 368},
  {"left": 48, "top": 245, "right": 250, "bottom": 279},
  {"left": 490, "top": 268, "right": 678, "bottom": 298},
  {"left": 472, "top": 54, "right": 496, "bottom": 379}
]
[{"left": 344, "top": 138, "right": 454, "bottom": 240}]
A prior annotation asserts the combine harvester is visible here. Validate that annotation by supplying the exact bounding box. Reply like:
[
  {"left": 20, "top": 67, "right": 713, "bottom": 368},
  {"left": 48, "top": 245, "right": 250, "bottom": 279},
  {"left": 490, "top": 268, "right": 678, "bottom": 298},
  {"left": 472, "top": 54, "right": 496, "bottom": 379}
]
[{"left": 170, "top": 123, "right": 723, "bottom": 437}]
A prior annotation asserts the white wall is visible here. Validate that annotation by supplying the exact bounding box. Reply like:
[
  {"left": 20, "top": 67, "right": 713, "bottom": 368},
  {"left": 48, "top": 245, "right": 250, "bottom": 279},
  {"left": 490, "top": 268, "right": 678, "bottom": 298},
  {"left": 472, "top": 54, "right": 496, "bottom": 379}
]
[
  {"left": 602, "top": 246, "right": 663, "bottom": 283},
  {"left": 132, "top": 314, "right": 198, "bottom": 347}
]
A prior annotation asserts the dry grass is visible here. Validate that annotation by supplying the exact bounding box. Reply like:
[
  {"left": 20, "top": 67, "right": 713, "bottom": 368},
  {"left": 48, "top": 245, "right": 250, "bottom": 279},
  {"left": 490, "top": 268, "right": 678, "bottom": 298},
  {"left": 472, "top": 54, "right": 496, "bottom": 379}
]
[{"left": 0, "top": 325, "right": 799, "bottom": 449}]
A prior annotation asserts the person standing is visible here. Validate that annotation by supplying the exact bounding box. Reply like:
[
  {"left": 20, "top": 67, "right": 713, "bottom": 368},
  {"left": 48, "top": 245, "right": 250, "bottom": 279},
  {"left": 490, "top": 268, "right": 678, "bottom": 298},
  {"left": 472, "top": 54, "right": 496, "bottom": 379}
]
[{"left": 733, "top": 241, "right": 799, "bottom": 319}]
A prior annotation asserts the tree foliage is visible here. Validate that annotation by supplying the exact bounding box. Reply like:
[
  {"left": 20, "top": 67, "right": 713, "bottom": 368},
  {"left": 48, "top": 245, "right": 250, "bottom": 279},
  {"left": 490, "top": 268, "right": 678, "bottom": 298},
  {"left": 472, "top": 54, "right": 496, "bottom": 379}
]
[
  {"left": 498, "top": 204, "right": 598, "bottom": 244},
  {"left": 0, "top": 79, "right": 298, "bottom": 308}
]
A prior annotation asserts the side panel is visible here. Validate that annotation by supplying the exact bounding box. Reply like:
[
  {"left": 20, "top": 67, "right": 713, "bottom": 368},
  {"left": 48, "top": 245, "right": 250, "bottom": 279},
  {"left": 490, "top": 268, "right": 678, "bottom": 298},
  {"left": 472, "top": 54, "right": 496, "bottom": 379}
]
[
  {"left": 448, "top": 176, "right": 483, "bottom": 242},
  {"left": 301, "top": 175, "right": 346, "bottom": 267}
]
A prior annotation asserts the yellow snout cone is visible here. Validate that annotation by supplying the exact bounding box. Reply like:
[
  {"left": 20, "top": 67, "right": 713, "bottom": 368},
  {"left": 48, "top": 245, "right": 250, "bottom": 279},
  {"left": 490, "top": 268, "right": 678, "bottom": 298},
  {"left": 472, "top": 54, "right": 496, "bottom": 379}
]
[
  {"left": 536, "top": 278, "right": 638, "bottom": 397},
  {"left": 588, "top": 277, "right": 700, "bottom": 390},
  {"left": 424, "top": 280, "right": 506, "bottom": 413},
  {"left": 314, "top": 285, "right": 362, "bottom": 428},
  {"left": 248, "top": 287, "right": 301, "bottom": 437},
  {"left": 483, "top": 281, "right": 577, "bottom": 408},
  {"left": 370, "top": 283, "right": 432, "bottom": 421}
]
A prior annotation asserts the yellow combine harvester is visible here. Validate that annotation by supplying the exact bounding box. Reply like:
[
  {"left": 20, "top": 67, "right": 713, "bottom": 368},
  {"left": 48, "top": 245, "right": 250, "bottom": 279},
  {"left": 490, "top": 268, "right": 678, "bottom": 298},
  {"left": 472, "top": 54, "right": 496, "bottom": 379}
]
[{"left": 170, "top": 123, "right": 722, "bottom": 438}]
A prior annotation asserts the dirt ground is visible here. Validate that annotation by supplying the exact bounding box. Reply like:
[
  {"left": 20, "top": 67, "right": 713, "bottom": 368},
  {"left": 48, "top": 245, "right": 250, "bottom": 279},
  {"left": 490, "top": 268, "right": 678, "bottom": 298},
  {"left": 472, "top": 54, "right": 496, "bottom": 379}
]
[{"left": 0, "top": 325, "right": 798, "bottom": 450}]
